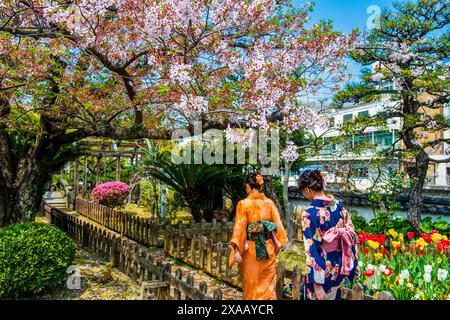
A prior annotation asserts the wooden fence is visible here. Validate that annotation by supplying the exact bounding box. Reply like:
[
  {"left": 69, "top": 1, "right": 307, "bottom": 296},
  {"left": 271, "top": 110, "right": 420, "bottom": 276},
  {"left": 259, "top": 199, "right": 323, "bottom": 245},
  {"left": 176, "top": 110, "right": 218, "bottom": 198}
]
[
  {"left": 163, "top": 226, "right": 394, "bottom": 300},
  {"left": 50, "top": 207, "right": 222, "bottom": 300},
  {"left": 74, "top": 198, "right": 235, "bottom": 245}
]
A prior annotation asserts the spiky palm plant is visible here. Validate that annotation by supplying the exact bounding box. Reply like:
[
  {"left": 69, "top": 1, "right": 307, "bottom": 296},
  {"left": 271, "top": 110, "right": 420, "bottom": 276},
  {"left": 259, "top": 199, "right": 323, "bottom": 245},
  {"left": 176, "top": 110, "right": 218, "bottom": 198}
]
[{"left": 142, "top": 151, "right": 241, "bottom": 222}]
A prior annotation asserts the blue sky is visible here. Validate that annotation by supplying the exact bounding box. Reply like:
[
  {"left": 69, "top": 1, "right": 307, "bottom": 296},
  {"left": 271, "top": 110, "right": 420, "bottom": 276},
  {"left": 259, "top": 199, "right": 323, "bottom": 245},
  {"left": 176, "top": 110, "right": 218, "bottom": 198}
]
[{"left": 292, "top": 0, "right": 395, "bottom": 78}]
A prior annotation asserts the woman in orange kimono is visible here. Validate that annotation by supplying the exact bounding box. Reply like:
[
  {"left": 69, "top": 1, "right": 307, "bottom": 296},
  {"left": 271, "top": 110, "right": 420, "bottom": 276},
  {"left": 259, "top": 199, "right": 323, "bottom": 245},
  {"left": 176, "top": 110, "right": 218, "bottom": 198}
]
[{"left": 229, "top": 173, "right": 288, "bottom": 300}]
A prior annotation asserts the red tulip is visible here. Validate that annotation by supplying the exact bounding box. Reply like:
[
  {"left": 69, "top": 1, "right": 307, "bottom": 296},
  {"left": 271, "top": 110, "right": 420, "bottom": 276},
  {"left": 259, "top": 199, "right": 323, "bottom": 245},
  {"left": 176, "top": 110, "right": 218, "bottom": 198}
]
[
  {"left": 407, "top": 232, "right": 415, "bottom": 239},
  {"left": 358, "top": 231, "right": 367, "bottom": 243},
  {"left": 363, "top": 247, "right": 370, "bottom": 254},
  {"left": 363, "top": 269, "right": 375, "bottom": 277},
  {"left": 438, "top": 239, "right": 449, "bottom": 253},
  {"left": 383, "top": 267, "right": 394, "bottom": 277},
  {"left": 378, "top": 234, "right": 386, "bottom": 245},
  {"left": 430, "top": 230, "right": 438, "bottom": 235},
  {"left": 421, "top": 233, "right": 432, "bottom": 243},
  {"left": 379, "top": 247, "right": 387, "bottom": 255}
]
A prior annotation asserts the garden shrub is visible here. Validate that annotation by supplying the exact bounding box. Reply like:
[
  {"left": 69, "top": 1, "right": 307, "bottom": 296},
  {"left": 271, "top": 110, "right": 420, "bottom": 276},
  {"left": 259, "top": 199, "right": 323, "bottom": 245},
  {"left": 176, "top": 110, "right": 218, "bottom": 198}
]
[
  {"left": 91, "top": 181, "right": 130, "bottom": 208},
  {"left": 0, "top": 222, "right": 76, "bottom": 298}
]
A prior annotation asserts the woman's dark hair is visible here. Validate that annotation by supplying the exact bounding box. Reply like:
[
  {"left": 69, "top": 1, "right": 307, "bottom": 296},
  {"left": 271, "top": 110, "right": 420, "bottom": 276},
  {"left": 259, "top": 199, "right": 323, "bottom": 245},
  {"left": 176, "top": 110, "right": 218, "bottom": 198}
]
[
  {"left": 245, "top": 172, "right": 264, "bottom": 190},
  {"left": 298, "top": 170, "right": 325, "bottom": 191}
]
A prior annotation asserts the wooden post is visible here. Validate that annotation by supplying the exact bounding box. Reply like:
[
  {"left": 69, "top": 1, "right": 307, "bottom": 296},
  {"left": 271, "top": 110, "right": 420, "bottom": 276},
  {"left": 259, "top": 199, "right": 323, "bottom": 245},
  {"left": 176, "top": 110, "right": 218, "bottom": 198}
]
[
  {"left": 177, "top": 232, "right": 183, "bottom": 260},
  {"left": 183, "top": 232, "right": 189, "bottom": 262},
  {"left": 351, "top": 283, "right": 364, "bottom": 300},
  {"left": 206, "top": 239, "right": 213, "bottom": 274},
  {"left": 275, "top": 261, "right": 285, "bottom": 300},
  {"left": 186, "top": 272, "right": 195, "bottom": 300},
  {"left": 292, "top": 265, "right": 301, "bottom": 300},
  {"left": 213, "top": 288, "right": 222, "bottom": 300},
  {"left": 190, "top": 234, "right": 196, "bottom": 266},
  {"left": 215, "top": 242, "right": 223, "bottom": 277},
  {"left": 110, "top": 236, "right": 119, "bottom": 268},
  {"left": 199, "top": 237, "right": 205, "bottom": 269},
  {"left": 174, "top": 269, "right": 182, "bottom": 300},
  {"left": 199, "top": 281, "right": 208, "bottom": 299},
  {"left": 377, "top": 291, "right": 394, "bottom": 300},
  {"left": 225, "top": 245, "right": 232, "bottom": 282}
]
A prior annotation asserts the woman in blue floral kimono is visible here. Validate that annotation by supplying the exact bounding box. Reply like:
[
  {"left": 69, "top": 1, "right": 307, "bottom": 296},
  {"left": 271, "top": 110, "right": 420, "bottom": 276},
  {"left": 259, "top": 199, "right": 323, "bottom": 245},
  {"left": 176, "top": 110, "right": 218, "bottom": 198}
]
[{"left": 298, "top": 170, "right": 359, "bottom": 300}]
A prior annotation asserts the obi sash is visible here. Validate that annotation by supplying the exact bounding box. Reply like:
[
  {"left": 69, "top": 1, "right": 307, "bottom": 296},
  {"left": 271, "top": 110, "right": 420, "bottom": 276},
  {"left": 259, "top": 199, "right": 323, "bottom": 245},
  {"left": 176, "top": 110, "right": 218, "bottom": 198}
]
[
  {"left": 247, "top": 220, "right": 278, "bottom": 261},
  {"left": 320, "top": 225, "right": 356, "bottom": 276}
]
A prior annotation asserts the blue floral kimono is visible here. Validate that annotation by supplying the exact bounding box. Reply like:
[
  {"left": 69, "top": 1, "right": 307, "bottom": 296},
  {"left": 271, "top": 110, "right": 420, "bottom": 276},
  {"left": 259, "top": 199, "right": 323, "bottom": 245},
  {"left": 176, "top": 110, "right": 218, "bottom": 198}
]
[{"left": 301, "top": 197, "right": 358, "bottom": 300}]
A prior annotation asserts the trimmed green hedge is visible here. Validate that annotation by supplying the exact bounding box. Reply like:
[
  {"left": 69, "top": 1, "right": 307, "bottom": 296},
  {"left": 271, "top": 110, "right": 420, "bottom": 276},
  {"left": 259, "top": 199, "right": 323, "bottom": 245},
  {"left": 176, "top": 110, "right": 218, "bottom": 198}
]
[{"left": 0, "top": 222, "right": 76, "bottom": 298}]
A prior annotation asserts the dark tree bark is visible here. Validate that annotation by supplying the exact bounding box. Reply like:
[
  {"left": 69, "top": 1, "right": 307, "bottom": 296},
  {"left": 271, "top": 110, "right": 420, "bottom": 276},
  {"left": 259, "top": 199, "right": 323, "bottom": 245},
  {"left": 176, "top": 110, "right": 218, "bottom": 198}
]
[
  {"left": 0, "top": 146, "right": 49, "bottom": 226},
  {"left": 282, "top": 161, "right": 295, "bottom": 241},
  {"left": 263, "top": 175, "right": 286, "bottom": 222},
  {"left": 406, "top": 150, "right": 429, "bottom": 235}
]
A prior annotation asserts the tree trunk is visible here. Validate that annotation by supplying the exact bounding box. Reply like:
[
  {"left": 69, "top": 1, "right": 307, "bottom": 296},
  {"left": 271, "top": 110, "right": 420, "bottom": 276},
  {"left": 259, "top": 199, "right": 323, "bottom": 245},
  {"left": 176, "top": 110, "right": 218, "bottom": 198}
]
[
  {"left": 407, "top": 150, "right": 428, "bottom": 235},
  {"left": 282, "top": 162, "right": 295, "bottom": 241},
  {"left": 0, "top": 154, "right": 48, "bottom": 226},
  {"left": 263, "top": 175, "right": 286, "bottom": 223}
]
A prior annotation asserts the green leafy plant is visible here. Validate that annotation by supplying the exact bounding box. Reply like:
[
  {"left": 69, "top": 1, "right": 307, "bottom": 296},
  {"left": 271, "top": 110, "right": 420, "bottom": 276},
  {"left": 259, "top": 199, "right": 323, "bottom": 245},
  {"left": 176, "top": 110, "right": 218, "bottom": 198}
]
[
  {"left": 0, "top": 222, "right": 76, "bottom": 298},
  {"left": 142, "top": 151, "right": 241, "bottom": 222}
]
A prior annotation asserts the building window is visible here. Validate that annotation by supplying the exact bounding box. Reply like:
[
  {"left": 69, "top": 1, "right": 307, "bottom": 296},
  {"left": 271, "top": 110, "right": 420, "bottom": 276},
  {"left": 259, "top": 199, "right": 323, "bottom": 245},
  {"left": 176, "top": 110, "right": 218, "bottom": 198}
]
[
  {"left": 354, "top": 134, "right": 371, "bottom": 147},
  {"left": 351, "top": 163, "right": 369, "bottom": 179},
  {"left": 343, "top": 114, "right": 353, "bottom": 123},
  {"left": 374, "top": 131, "right": 394, "bottom": 150},
  {"left": 358, "top": 111, "right": 370, "bottom": 118}
]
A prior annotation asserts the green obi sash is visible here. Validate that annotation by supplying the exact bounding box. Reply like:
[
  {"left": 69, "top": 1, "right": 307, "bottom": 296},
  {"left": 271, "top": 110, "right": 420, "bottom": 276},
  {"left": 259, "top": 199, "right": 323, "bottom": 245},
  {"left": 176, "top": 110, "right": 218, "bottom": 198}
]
[{"left": 247, "top": 220, "right": 278, "bottom": 261}]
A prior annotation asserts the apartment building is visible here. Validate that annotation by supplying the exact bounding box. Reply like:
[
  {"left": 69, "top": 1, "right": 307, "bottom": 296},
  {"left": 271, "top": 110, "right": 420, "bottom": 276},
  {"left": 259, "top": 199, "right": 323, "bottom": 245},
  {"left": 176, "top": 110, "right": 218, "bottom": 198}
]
[{"left": 292, "top": 99, "right": 449, "bottom": 191}]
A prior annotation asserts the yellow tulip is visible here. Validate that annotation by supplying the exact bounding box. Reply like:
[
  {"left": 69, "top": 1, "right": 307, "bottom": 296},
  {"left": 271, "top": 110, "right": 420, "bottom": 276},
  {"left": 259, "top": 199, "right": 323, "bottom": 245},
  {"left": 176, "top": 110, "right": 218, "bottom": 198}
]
[
  {"left": 392, "top": 240, "right": 401, "bottom": 249},
  {"left": 388, "top": 229, "right": 398, "bottom": 239},
  {"left": 415, "top": 237, "right": 428, "bottom": 250},
  {"left": 367, "top": 240, "right": 380, "bottom": 250},
  {"left": 431, "top": 233, "right": 442, "bottom": 244},
  {"left": 398, "top": 233, "right": 404, "bottom": 242},
  {"left": 374, "top": 253, "right": 383, "bottom": 260}
]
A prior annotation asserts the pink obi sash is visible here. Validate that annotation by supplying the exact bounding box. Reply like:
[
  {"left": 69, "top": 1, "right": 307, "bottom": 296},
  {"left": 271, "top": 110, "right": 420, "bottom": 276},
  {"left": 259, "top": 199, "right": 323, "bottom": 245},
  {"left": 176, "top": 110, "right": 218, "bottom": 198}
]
[{"left": 320, "top": 225, "right": 356, "bottom": 276}]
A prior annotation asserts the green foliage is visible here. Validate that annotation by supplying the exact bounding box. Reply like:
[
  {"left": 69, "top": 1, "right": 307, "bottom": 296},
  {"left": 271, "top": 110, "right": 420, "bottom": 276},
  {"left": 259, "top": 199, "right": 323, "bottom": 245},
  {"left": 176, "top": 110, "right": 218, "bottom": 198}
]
[
  {"left": 271, "top": 176, "right": 285, "bottom": 213},
  {"left": 365, "top": 171, "right": 412, "bottom": 233},
  {"left": 142, "top": 151, "right": 242, "bottom": 222},
  {"left": 351, "top": 211, "right": 450, "bottom": 237},
  {"left": 349, "top": 209, "right": 369, "bottom": 231},
  {"left": 139, "top": 179, "right": 184, "bottom": 221},
  {"left": 0, "top": 222, "right": 76, "bottom": 298}
]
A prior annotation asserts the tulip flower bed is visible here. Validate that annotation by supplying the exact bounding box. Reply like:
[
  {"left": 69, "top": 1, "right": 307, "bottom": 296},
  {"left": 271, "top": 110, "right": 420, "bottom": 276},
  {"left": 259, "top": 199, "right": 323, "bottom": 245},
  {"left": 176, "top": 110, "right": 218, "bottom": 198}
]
[{"left": 352, "top": 229, "right": 450, "bottom": 300}]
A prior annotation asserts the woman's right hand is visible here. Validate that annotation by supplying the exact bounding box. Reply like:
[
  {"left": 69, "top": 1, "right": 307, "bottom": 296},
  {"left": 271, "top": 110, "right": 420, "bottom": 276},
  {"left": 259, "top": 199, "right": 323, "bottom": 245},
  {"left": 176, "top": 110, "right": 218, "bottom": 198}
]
[{"left": 234, "top": 249, "right": 243, "bottom": 263}]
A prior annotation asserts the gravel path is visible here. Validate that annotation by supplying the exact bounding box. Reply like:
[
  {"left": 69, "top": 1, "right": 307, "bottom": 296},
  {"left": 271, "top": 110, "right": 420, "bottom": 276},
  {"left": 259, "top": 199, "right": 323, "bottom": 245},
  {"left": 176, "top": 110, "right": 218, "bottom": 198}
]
[{"left": 32, "top": 245, "right": 144, "bottom": 300}]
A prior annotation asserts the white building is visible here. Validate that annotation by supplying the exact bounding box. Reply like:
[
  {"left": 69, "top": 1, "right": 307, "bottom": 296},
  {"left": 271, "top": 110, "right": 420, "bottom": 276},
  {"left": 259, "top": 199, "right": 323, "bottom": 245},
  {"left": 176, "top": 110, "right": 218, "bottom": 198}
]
[{"left": 291, "top": 99, "right": 449, "bottom": 191}]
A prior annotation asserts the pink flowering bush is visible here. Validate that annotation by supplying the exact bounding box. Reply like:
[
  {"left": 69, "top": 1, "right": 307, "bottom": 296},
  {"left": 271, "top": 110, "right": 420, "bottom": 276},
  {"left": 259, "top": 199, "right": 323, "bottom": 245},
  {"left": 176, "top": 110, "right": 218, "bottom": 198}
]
[{"left": 91, "top": 182, "right": 130, "bottom": 208}]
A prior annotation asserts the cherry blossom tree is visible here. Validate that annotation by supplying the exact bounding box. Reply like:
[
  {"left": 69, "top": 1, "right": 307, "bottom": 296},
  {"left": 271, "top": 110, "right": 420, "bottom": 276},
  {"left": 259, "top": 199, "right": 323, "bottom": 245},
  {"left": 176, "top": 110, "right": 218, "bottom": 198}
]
[
  {"left": 0, "top": 0, "right": 356, "bottom": 225},
  {"left": 335, "top": 0, "right": 450, "bottom": 234}
]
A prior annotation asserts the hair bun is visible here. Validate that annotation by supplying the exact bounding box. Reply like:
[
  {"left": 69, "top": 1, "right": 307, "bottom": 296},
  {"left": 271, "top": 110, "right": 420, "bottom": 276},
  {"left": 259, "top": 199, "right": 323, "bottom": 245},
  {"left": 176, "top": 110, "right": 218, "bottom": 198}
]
[
  {"left": 312, "top": 170, "right": 323, "bottom": 182},
  {"left": 255, "top": 174, "right": 264, "bottom": 186}
]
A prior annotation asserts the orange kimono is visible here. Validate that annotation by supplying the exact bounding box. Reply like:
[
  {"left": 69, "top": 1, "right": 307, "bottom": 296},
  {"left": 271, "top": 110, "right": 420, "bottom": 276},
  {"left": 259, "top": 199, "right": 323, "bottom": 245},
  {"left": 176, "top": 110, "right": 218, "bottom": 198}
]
[{"left": 229, "top": 193, "right": 288, "bottom": 300}]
